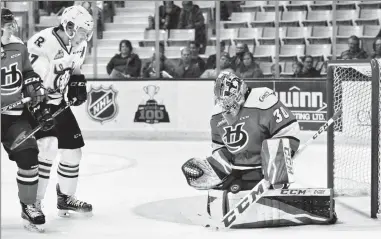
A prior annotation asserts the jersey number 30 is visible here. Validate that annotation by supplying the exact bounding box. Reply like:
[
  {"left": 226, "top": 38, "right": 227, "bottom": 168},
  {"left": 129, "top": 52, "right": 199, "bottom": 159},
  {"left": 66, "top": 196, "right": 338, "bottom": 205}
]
[{"left": 273, "top": 106, "right": 290, "bottom": 123}]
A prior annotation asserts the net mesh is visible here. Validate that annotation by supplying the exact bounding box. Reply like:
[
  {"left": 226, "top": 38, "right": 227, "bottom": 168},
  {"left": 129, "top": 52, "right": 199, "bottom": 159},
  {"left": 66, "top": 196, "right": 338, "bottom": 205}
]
[{"left": 331, "top": 61, "right": 380, "bottom": 216}]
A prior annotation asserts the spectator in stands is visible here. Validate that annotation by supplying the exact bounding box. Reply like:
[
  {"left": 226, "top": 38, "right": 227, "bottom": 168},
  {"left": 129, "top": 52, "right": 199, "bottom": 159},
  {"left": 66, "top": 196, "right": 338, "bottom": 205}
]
[
  {"left": 147, "top": 1, "right": 181, "bottom": 30},
  {"left": 292, "top": 61, "right": 303, "bottom": 77},
  {"left": 178, "top": 1, "right": 207, "bottom": 53},
  {"left": 340, "top": 35, "right": 368, "bottom": 60},
  {"left": 298, "top": 55, "right": 321, "bottom": 78},
  {"left": 271, "top": 63, "right": 282, "bottom": 78},
  {"left": 188, "top": 41, "right": 206, "bottom": 73},
  {"left": 170, "top": 47, "right": 201, "bottom": 78},
  {"left": 236, "top": 52, "right": 263, "bottom": 79},
  {"left": 142, "top": 42, "right": 175, "bottom": 78},
  {"left": 219, "top": 1, "right": 245, "bottom": 20},
  {"left": 370, "top": 37, "right": 381, "bottom": 59},
  {"left": 200, "top": 52, "right": 234, "bottom": 78},
  {"left": 206, "top": 41, "right": 226, "bottom": 70},
  {"left": 106, "top": 40, "right": 142, "bottom": 79},
  {"left": 230, "top": 42, "right": 250, "bottom": 71}
]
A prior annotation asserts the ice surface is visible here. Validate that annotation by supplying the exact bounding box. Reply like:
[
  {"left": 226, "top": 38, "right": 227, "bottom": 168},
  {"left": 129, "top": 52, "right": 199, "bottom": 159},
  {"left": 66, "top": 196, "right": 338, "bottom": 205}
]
[{"left": 1, "top": 134, "right": 380, "bottom": 239}]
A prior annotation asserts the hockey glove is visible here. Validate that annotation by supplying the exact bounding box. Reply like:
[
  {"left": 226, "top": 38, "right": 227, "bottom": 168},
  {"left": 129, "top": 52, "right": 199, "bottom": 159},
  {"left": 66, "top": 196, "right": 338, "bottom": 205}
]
[
  {"left": 67, "top": 75, "right": 87, "bottom": 106},
  {"left": 29, "top": 101, "right": 55, "bottom": 131},
  {"left": 22, "top": 72, "right": 47, "bottom": 107}
]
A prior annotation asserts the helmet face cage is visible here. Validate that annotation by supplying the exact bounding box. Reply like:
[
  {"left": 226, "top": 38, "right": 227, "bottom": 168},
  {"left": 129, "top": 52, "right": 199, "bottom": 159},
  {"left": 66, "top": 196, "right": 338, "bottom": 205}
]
[
  {"left": 214, "top": 72, "right": 246, "bottom": 115},
  {"left": 61, "top": 6, "right": 94, "bottom": 42}
]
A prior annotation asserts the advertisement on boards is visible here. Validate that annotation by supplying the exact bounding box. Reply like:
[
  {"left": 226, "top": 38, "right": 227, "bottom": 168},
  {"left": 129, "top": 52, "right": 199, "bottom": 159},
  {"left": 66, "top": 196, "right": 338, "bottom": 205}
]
[{"left": 274, "top": 81, "right": 327, "bottom": 131}]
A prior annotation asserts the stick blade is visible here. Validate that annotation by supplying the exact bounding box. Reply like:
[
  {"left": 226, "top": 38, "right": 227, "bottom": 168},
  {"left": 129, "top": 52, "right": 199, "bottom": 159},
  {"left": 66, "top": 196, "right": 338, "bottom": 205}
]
[{"left": 10, "top": 130, "right": 28, "bottom": 151}]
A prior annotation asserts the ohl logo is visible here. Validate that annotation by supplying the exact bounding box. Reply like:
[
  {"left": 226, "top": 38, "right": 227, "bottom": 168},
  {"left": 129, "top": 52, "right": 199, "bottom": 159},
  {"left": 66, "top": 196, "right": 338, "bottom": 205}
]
[
  {"left": 87, "top": 85, "right": 118, "bottom": 124},
  {"left": 222, "top": 122, "right": 249, "bottom": 153}
]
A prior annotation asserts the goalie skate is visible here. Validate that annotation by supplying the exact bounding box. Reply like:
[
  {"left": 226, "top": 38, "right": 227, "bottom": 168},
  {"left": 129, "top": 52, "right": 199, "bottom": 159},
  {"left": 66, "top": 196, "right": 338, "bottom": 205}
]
[
  {"left": 56, "top": 184, "right": 93, "bottom": 217},
  {"left": 20, "top": 202, "right": 45, "bottom": 233}
]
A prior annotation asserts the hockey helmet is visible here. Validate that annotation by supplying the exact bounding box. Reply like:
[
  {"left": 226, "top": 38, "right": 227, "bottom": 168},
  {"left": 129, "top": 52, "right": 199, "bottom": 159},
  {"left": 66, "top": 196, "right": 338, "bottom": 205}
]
[
  {"left": 60, "top": 5, "right": 94, "bottom": 41},
  {"left": 1, "top": 8, "right": 18, "bottom": 38},
  {"left": 214, "top": 71, "right": 248, "bottom": 117}
]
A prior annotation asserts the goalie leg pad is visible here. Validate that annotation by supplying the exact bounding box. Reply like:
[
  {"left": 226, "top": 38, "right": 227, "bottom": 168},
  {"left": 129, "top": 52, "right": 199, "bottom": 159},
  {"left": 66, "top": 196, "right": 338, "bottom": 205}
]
[
  {"left": 207, "top": 188, "right": 337, "bottom": 228},
  {"left": 261, "top": 138, "right": 296, "bottom": 186}
]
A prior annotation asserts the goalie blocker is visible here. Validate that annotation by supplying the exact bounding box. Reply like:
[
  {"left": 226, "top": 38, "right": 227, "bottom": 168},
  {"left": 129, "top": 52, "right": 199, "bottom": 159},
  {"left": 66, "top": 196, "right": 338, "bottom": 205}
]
[{"left": 182, "top": 138, "right": 337, "bottom": 228}]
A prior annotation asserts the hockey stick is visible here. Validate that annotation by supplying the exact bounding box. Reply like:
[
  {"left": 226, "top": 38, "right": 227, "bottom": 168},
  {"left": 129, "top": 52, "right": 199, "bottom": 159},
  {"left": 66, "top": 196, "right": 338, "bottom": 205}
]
[
  {"left": 219, "top": 109, "right": 343, "bottom": 229},
  {"left": 1, "top": 97, "right": 31, "bottom": 113},
  {"left": 10, "top": 100, "right": 76, "bottom": 151}
]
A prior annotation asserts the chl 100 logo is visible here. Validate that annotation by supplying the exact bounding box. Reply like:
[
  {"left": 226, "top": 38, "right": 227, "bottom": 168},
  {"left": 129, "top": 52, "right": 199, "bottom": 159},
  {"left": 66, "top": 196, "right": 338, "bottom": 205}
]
[
  {"left": 87, "top": 85, "right": 118, "bottom": 124},
  {"left": 134, "top": 85, "right": 169, "bottom": 124}
]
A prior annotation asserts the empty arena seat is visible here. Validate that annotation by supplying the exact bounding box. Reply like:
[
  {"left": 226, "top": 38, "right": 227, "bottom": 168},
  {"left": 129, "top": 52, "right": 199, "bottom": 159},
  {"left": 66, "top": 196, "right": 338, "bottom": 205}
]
[
  {"left": 302, "top": 10, "right": 332, "bottom": 27},
  {"left": 306, "top": 44, "right": 332, "bottom": 61},
  {"left": 333, "top": 10, "right": 358, "bottom": 26},
  {"left": 222, "top": 12, "right": 254, "bottom": 29},
  {"left": 253, "top": 45, "right": 276, "bottom": 62},
  {"left": 310, "top": 1, "right": 333, "bottom": 11},
  {"left": 280, "top": 11, "right": 307, "bottom": 27},
  {"left": 241, "top": 1, "right": 267, "bottom": 12},
  {"left": 262, "top": 1, "right": 288, "bottom": 12},
  {"left": 362, "top": 25, "right": 381, "bottom": 39},
  {"left": 336, "top": 1, "right": 358, "bottom": 10},
  {"left": 234, "top": 28, "right": 263, "bottom": 46},
  {"left": 250, "top": 11, "right": 276, "bottom": 28},
  {"left": 139, "top": 30, "right": 167, "bottom": 47},
  {"left": 286, "top": 1, "right": 311, "bottom": 11},
  {"left": 279, "top": 44, "right": 305, "bottom": 61},
  {"left": 167, "top": 29, "right": 195, "bottom": 47},
  {"left": 210, "top": 29, "right": 238, "bottom": 46},
  {"left": 336, "top": 26, "right": 363, "bottom": 44},
  {"left": 308, "top": 26, "right": 333, "bottom": 44},
  {"left": 282, "top": 27, "right": 312, "bottom": 45},
  {"left": 355, "top": 9, "right": 381, "bottom": 25},
  {"left": 258, "top": 27, "right": 287, "bottom": 45}
]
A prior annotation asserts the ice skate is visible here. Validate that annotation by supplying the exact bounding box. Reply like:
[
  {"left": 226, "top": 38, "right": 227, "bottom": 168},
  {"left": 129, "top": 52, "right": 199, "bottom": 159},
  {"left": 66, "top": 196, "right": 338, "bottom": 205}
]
[
  {"left": 56, "top": 184, "right": 93, "bottom": 217},
  {"left": 20, "top": 202, "right": 45, "bottom": 233}
]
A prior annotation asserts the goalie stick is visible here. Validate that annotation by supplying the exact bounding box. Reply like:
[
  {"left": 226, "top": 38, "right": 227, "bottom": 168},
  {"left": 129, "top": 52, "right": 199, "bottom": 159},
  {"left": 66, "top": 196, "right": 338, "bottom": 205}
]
[
  {"left": 10, "top": 99, "right": 76, "bottom": 151},
  {"left": 219, "top": 109, "right": 343, "bottom": 229},
  {"left": 1, "top": 97, "right": 31, "bottom": 113}
]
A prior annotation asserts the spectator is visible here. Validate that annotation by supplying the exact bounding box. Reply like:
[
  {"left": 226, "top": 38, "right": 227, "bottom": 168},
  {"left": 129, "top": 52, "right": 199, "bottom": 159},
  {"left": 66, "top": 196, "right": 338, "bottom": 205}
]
[
  {"left": 206, "top": 41, "right": 226, "bottom": 69},
  {"left": 298, "top": 55, "right": 321, "bottom": 77},
  {"left": 271, "top": 63, "right": 282, "bottom": 78},
  {"left": 230, "top": 42, "right": 250, "bottom": 71},
  {"left": 292, "top": 61, "right": 304, "bottom": 77},
  {"left": 340, "top": 35, "right": 368, "bottom": 60},
  {"left": 236, "top": 52, "right": 263, "bottom": 79},
  {"left": 142, "top": 42, "right": 175, "bottom": 78},
  {"left": 170, "top": 47, "right": 201, "bottom": 78},
  {"left": 370, "top": 37, "right": 381, "bottom": 59},
  {"left": 147, "top": 1, "right": 181, "bottom": 30},
  {"left": 200, "top": 52, "right": 234, "bottom": 78},
  {"left": 106, "top": 40, "right": 142, "bottom": 79},
  {"left": 188, "top": 41, "right": 206, "bottom": 73},
  {"left": 178, "top": 1, "right": 207, "bottom": 53}
]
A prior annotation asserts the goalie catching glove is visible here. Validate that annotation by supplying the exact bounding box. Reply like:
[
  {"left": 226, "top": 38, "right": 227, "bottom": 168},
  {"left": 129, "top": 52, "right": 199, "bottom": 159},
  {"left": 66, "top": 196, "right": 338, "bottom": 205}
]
[
  {"left": 23, "top": 72, "right": 54, "bottom": 131},
  {"left": 67, "top": 74, "right": 87, "bottom": 106}
]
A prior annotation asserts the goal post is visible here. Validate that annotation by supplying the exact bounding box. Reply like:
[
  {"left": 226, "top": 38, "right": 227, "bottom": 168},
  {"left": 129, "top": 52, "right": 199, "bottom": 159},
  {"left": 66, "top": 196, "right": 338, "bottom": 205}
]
[{"left": 327, "top": 59, "right": 380, "bottom": 219}]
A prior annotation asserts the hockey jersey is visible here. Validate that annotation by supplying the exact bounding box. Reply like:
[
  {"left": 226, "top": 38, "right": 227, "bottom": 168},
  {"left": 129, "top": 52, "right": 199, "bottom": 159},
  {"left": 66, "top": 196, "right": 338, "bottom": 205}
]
[
  {"left": 27, "top": 27, "right": 87, "bottom": 105},
  {"left": 1, "top": 35, "right": 35, "bottom": 115},
  {"left": 210, "top": 87, "right": 300, "bottom": 167}
]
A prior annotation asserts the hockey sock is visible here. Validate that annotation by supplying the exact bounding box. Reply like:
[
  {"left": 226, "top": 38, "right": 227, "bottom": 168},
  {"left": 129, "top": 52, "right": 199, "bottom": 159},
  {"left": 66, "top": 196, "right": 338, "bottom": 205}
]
[
  {"left": 17, "top": 168, "right": 38, "bottom": 205},
  {"left": 36, "top": 137, "right": 58, "bottom": 200},
  {"left": 57, "top": 148, "right": 82, "bottom": 196}
]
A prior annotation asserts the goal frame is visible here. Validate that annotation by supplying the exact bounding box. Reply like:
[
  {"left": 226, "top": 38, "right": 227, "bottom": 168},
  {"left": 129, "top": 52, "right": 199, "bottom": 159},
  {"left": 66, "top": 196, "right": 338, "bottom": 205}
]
[{"left": 327, "top": 59, "right": 380, "bottom": 219}]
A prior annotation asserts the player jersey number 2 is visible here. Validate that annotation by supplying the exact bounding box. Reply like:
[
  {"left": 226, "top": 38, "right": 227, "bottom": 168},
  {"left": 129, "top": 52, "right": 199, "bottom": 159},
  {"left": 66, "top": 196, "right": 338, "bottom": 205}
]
[{"left": 273, "top": 106, "right": 290, "bottom": 123}]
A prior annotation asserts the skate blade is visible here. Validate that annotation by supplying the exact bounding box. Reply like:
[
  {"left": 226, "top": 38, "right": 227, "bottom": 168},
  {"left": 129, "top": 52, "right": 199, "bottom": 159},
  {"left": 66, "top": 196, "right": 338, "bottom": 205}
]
[
  {"left": 58, "top": 209, "right": 93, "bottom": 218},
  {"left": 23, "top": 219, "right": 45, "bottom": 233}
]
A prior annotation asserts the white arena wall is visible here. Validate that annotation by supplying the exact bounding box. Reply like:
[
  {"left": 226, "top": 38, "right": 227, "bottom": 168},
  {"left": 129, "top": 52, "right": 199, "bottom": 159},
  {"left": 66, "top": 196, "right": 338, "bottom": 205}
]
[{"left": 72, "top": 80, "right": 329, "bottom": 144}]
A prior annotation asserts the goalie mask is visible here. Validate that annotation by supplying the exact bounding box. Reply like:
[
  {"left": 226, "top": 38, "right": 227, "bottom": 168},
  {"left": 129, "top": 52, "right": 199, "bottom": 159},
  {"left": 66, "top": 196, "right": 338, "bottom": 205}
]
[
  {"left": 214, "top": 72, "right": 248, "bottom": 124},
  {"left": 1, "top": 8, "right": 18, "bottom": 41},
  {"left": 60, "top": 5, "right": 94, "bottom": 46}
]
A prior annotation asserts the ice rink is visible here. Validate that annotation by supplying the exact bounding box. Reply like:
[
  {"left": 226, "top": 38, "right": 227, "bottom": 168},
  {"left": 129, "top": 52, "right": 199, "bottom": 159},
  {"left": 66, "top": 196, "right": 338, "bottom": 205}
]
[{"left": 1, "top": 136, "right": 381, "bottom": 239}]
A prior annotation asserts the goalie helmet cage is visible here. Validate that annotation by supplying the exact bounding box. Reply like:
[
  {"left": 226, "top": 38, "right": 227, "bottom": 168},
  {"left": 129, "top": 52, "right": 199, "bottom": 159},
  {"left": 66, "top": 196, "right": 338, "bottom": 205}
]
[{"left": 327, "top": 59, "right": 380, "bottom": 219}]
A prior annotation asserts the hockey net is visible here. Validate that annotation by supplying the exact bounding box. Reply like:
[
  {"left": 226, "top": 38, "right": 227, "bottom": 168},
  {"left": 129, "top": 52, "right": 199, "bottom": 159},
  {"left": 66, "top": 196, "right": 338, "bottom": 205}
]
[{"left": 327, "top": 60, "right": 380, "bottom": 218}]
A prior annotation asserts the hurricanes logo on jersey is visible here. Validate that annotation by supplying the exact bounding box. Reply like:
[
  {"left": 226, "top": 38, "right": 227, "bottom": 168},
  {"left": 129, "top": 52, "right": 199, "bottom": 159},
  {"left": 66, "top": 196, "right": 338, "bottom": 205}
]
[
  {"left": 222, "top": 122, "right": 249, "bottom": 153},
  {"left": 1, "top": 63, "right": 23, "bottom": 95}
]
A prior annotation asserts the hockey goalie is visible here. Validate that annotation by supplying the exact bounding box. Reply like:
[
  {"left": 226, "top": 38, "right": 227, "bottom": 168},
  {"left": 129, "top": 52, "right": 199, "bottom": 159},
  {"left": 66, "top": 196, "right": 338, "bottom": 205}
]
[{"left": 181, "top": 72, "right": 337, "bottom": 228}]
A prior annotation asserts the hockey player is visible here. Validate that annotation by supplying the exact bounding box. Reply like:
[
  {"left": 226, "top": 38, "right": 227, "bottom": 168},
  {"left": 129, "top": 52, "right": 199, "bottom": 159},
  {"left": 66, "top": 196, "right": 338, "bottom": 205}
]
[
  {"left": 1, "top": 8, "right": 54, "bottom": 232},
  {"left": 182, "top": 72, "right": 336, "bottom": 228},
  {"left": 26, "top": 5, "right": 93, "bottom": 216}
]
